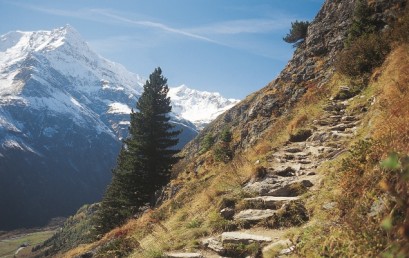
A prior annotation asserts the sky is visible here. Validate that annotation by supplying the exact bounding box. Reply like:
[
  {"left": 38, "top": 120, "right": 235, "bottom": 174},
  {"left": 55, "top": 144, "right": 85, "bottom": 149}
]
[{"left": 0, "top": 0, "right": 324, "bottom": 99}]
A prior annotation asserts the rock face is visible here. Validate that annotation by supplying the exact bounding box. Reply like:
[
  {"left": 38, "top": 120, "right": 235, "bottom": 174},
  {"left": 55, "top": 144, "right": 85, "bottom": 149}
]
[{"left": 181, "top": 0, "right": 406, "bottom": 160}]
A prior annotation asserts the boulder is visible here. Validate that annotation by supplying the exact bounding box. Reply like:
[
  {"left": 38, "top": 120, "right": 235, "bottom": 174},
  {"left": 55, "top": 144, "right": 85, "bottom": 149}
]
[{"left": 233, "top": 209, "right": 278, "bottom": 223}]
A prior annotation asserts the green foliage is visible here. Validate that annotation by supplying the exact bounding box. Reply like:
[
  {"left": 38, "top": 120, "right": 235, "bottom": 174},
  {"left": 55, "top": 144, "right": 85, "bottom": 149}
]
[
  {"left": 221, "top": 128, "right": 232, "bottom": 143},
  {"left": 207, "top": 211, "right": 237, "bottom": 232},
  {"left": 213, "top": 143, "right": 233, "bottom": 163},
  {"left": 336, "top": 33, "right": 390, "bottom": 77},
  {"left": 337, "top": 0, "right": 394, "bottom": 77},
  {"left": 212, "top": 128, "right": 233, "bottom": 162},
  {"left": 283, "top": 20, "right": 310, "bottom": 47},
  {"left": 199, "top": 133, "right": 214, "bottom": 154},
  {"left": 346, "top": 0, "right": 376, "bottom": 45},
  {"left": 186, "top": 218, "right": 203, "bottom": 229},
  {"left": 94, "top": 67, "right": 181, "bottom": 236}
]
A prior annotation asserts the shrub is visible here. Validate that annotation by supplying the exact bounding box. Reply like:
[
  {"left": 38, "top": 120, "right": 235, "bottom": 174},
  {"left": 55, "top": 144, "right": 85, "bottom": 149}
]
[
  {"left": 346, "top": 0, "right": 376, "bottom": 45},
  {"left": 221, "top": 128, "right": 232, "bottom": 143},
  {"left": 213, "top": 143, "right": 233, "bottom": 163},
  {"left": 199, "top": 133, "right": 215, "bottom": 154},
  {"left": 336, "top": 33, "right": 390, "bottom": 77}
]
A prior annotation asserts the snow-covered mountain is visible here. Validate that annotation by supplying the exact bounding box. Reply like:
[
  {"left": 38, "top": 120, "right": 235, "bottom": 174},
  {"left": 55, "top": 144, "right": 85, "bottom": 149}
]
[
  {"left": 169, "top": 85, "right": 239, "bottom": 130},
  {"left": 0, "top": 25, "right": 238, "bottom": 230}
]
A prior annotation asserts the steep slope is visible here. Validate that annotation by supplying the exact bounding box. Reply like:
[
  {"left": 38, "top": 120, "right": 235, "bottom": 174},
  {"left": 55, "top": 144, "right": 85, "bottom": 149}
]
[
  {"left": 0, "top": 26, "right": 237, "bottom": 231},
  {"left": 53, "top": 0, "right": 409, "bottom": 257}
]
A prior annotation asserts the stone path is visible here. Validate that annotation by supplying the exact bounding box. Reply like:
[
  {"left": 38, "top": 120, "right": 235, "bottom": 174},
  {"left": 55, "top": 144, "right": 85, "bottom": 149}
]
[{"left": 173, "top": 94, "right": 361, "bottom": 257}]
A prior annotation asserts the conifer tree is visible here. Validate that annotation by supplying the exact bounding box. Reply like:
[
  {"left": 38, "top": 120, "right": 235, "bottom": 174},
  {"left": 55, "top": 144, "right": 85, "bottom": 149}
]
[
  {"left": 283, "top": 20, "right": 310, "bottom": 47},
  {"left": 94, "top": 67, "right": 180, "bottom": 236}
]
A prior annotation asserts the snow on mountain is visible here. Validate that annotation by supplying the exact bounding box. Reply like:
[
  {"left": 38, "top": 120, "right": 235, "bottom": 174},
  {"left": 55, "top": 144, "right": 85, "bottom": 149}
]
[
  {"left": 0, "top": 25, "right": 239, "bottom": 230},
  {"left": 169, "top": 85, "right": 239, "bottom": 129}
]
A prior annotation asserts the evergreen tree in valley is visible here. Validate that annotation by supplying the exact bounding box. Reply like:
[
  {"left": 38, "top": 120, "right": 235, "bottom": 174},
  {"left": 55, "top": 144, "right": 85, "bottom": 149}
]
[{"left": 94, "top": 67, "right": 181, "bottom": 236}]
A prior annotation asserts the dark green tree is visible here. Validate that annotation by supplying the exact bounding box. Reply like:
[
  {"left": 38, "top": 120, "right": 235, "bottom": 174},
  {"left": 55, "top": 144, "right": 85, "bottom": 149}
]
[
  {"left": 94, "top": 67, "right": 181, "bottom": 236},
  {"left": 283, "top": 20, "right": 310, "bottom": 47}
]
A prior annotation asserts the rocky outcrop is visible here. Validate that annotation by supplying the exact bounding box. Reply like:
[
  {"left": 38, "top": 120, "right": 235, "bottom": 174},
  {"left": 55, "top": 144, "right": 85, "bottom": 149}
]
[{"left": 181, "top": 0, "right": 407, "bottom": 162}]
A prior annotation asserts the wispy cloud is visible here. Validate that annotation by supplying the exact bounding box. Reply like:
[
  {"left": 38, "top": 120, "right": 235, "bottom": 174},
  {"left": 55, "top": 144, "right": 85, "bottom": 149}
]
[
  {"left": 6, "top": 1, "right": 217, "bottom": 44},
  {"left": 4, "top": 1, "right": 294, "bottom": 60},
  {"left": 91, "top": 9, "right": 218, "bottom": 43},
  {"left": 189, "top": 18, "right": 293, "bottom": 35}
]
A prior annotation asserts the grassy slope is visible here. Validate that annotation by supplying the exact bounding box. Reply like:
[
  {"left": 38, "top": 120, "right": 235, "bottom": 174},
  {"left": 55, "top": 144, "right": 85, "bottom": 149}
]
[{"left": 63, "top": 9, "right": 409, "bottom": 258}]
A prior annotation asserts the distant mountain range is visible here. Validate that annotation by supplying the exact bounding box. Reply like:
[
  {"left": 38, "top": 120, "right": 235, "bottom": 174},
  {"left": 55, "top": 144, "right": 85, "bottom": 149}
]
[{"left": 0, "top": 25, "right": 239, "bottom": 230}]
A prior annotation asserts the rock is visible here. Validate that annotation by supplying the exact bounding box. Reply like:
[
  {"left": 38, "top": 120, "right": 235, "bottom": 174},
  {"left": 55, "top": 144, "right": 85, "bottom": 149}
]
[
  {"left": 279, "top": 245, "right": 296, "bottom": 255},
  {"left": 202, "top": 237, "right": 225, "bottom": 254},
  {"left": 243, "top": 180, "right": 281, "bottom": 196},
  {"left": 368, "top": 196, "right": 388, "bottom": 217},
  {"left": 307, "top": 171, "right": 316, "bottom": 176},
  {"left": 243, "top": 196, "right": 300, "bottom": 209},
  {"left": 341, "top": 115, "right": 357, "bottom": 122},
  {"left": 165, "top": 253, "right": 203, "bottom": 258},
  {"left": 267, "top": 180, "right": 312, "bottom": 197},
  {"left": 220, "top": 207, "right": 235, "bottom": 220},
  {"left": 284, "top": 147, "right": 303, "bottom": 153},
  {"left": 262, "top": 239, "right": 292, "bottom": 253},
  {"left": 274, "top": 166, "right": 295, "bottom": 177},
  {"left": 289, "top": 129, "right": 313, "bottom": 142},
  {"left": 323, "top": 202, "right": 338, "bottom": 210},
  {"left": 221, "top": 232, "right": 272, "bottom": 245},
  {"left": 233, "top": 209, "right": 278, "bottom": 223}
]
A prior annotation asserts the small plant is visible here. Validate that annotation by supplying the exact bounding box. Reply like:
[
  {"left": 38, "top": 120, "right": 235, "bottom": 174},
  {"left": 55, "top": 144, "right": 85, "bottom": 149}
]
[
  {"left": 208, "top": 211, "right": 237, "bottom": 232},
  {"left": 186, "top": 218, "right": 203, "bottom": 229},
  {"left": 143, "top": 248, "right": 165, "bottom": 258}
]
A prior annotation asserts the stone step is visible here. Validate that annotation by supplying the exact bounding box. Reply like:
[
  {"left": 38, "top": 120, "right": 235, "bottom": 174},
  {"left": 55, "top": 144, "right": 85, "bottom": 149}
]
[
  {"left": 234, "top": 209, "right": 278, "bottom": 223},
  {"left": 202, "top": 237, "right": 225, "bottom": 255},
  {"left": 262, "top": 239, "right": 292, "bottom": 255},
  {"left": 243, "top": 196, "right": 300, "bottom": 209},
  {"left": 266, "top": 180, "right": 313, "bottom": 197},
  {"left": 341, "top": 115, "right": 358, "bottom": 122},
  {"left": 165, "top": 252, "right": 203, "bottom": 258},
  {"left": 283, "top": 146, "right": 304, "bottom": 153},
  {"left": 221, "top": 232, "right": 272, "bottom": 245}
]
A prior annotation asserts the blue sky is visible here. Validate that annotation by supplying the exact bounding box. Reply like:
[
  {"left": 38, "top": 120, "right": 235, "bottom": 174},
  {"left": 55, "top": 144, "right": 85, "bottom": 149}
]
[{"left": 0, "top": 0, "right": 324, "bottom": 99}]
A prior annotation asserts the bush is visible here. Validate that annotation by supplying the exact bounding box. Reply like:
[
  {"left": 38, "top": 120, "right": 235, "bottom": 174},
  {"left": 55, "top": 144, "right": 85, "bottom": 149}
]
[
  {"left": 199, "top": 133, "right": 214, "bottom": 154},
  {"left": 221, "top": 128, "right": 232, "bottom": 143},
  {"left": 283, "top": 20, "right": 310, "bottom": 47},
  {"left": 346, "top": 0, "right": 376, "bottom": 45},
  {"left": 213, "top": 143, "right": 233, "bottom": 163},
  {"left": 336, "top": 33, "right": 390, "bottom": 77}
]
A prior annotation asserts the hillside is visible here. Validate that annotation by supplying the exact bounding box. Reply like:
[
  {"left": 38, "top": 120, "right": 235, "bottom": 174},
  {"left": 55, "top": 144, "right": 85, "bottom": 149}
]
[{"left": 32, "top": 0, "right": 409, "bottom": 257}]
